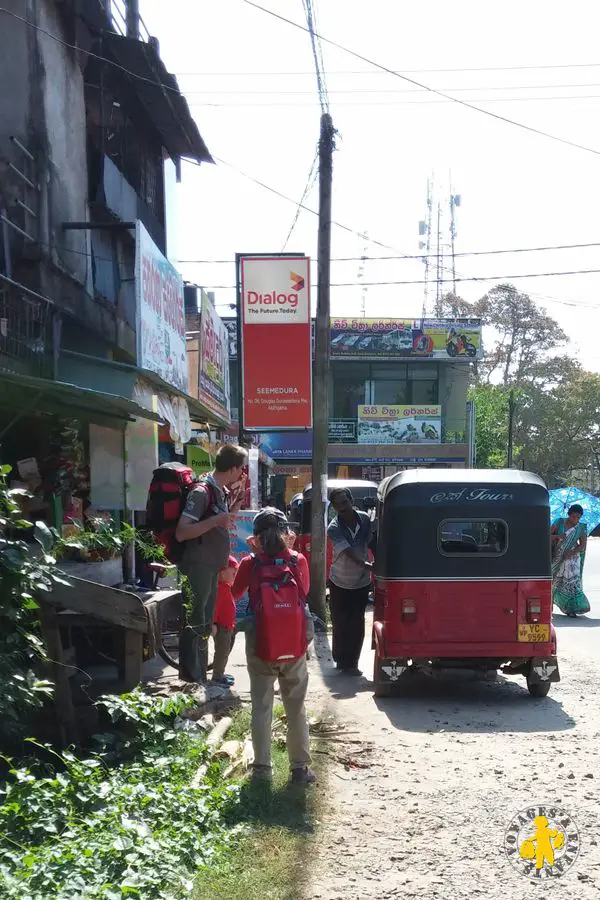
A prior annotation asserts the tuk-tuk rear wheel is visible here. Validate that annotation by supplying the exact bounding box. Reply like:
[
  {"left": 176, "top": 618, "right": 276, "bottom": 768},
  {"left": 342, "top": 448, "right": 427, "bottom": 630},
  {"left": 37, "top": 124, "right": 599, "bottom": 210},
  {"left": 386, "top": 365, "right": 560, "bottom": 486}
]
[{"left": 527, "top": 679, "right": 551, "bottom": 698}]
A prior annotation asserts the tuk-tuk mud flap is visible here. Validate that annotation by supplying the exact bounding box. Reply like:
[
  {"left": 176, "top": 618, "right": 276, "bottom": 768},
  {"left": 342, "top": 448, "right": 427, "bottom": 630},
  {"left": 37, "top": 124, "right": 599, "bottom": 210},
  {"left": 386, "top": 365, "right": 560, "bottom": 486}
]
[
  {"left": 378, "top": 659, "right": 409, "bottom": 682},
  {"left": 526, "top": 657, "right": 560, "bottom": 684}
]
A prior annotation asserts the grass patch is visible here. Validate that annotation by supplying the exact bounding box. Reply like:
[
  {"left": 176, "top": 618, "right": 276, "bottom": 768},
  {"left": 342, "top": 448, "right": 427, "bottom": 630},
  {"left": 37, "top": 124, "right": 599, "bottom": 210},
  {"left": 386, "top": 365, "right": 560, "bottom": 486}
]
[{"left": 193, "top": 706, "right": 324, "bottom": 900}]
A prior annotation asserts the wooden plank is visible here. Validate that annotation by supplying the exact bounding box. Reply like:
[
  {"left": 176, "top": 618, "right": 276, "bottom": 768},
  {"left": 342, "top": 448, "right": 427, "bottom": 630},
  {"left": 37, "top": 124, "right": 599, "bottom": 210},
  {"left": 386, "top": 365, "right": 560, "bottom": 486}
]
[
  {"left": 47, "top": 575, "right": 148, "bottom": 633},
  {"left": 38, "top": 601, "right": 78, "bottom": 746},
  {"left": 122, "top": 629, "right": 144, "bottom": 691}
]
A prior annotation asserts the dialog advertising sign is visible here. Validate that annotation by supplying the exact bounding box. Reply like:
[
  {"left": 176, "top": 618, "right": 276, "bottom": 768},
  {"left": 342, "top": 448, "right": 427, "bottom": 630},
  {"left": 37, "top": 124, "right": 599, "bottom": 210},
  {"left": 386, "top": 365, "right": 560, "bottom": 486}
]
[
  {"left": 357, "top": 405, "right": 442, "bottom": 444},
  {"left": 330, "top": 318, "right": 482, "bottom": 360},
  {"left": 240, "top": 255, "right": 312, "bottom": 430},
  {"left": 135, "top": 221, "right": 187, "bottom": 392},
  {"left": 198, "top": 290, "right": 230, "bottom": 424}
]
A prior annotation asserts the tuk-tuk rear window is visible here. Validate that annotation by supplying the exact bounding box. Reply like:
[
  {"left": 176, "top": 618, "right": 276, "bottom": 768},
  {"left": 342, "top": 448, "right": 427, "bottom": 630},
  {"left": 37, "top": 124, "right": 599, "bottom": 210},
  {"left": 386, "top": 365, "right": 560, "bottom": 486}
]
[{"left": 438, "top": 520, "right": 508, "bottom": 556}]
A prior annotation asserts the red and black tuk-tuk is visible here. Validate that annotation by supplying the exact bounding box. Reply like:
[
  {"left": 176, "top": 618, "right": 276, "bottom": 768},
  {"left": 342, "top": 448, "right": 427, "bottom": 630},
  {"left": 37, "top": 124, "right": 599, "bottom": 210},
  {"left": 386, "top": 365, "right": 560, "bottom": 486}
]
[
  {"left": 373, "top": 469, "right": 559, "bottom": 699},
  {"left": 297, "top": 479, "right": 378, "bottom": 574}
]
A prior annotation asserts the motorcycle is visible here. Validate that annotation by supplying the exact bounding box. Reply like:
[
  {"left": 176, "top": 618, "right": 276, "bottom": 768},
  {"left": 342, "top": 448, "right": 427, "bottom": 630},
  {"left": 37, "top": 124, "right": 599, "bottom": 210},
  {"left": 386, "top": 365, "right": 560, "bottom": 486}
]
[{"left": 446, "top": 333, "right": 477, "bottom": 357}]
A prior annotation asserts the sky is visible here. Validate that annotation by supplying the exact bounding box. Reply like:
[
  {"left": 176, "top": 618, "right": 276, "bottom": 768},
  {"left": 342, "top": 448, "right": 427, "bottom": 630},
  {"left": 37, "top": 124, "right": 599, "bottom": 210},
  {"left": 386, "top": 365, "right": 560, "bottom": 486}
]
[{"left": 142, "top": 0, "right": 600, "bottom": 372}]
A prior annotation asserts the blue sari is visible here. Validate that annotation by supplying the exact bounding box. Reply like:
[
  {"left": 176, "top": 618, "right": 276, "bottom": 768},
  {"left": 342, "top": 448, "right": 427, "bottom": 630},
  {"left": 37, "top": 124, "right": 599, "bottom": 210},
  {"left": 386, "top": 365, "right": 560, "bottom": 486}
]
[{"left": 552, "top": 519, "right": 590, "bottom": 616}]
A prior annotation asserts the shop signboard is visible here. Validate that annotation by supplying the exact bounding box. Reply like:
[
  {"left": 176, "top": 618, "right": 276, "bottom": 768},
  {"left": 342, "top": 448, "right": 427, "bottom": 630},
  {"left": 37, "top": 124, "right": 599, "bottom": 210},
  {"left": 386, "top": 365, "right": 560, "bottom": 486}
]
[
  {"left": 357, "top": 405, "right": 442, "bottom": 445},
  {"left": 198, "top": 291, "right": 231, "bottom": 424},
  {"left": 330, "top": 318, "right": 482, "bottom": 360},
  {"left": 186, "top": 445, "right": 212, "bottom": 476},
  {"left": 258, "top": 431, "right": 312, "bottom": 459},
  {"left": 135, "top": 221, "right": 188, "bottom": 392},
  {"left": 328, "top": 420, "right": 357, "bottom": 443},
  {"left": 239, "top": 255, "right": 312, "bottom": 430}
]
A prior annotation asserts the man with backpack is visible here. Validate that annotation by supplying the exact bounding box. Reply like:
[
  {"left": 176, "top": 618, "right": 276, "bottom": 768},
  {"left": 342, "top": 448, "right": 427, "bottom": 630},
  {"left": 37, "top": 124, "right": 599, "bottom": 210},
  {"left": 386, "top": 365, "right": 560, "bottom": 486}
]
[
  {"left": 174, "top": 443, "right": 248, "bottom": 682},
  {"left": 232, "top": 507, "right": 316, "bottom": 786}
]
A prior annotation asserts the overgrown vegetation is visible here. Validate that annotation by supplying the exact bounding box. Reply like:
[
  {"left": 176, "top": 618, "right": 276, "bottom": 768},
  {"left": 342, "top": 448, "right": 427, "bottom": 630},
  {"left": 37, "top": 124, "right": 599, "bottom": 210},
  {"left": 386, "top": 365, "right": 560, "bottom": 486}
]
[
  {"left": 0, "top": 690, "right": 239, "bottom": 900},
  {"left": 0, "top": 465, "right": 64, "bottom": 744},
  {"left": 194, "top": 706, "right": 322, "bottom": 900}
]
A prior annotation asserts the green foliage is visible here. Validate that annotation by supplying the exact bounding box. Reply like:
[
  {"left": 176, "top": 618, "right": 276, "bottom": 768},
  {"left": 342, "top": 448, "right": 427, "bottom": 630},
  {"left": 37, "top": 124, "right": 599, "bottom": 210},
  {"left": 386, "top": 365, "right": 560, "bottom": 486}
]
[
  {"left": 469, "top": 385, "right": 513, "bottom": 469},
  {"left": 0, "top": 466, "right": 70, "bottom": 741},
  {"left": 55, "top": 519, "right": 167, "bottom": 564},
  {"left": 0, "top": 690, "right": 239, "bottom": 900}
]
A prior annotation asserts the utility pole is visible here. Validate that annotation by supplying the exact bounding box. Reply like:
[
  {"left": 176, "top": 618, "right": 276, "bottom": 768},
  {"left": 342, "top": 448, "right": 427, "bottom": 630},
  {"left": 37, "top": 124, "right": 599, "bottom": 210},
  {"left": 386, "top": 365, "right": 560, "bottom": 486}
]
[
  {"left": 310, "top": 112, "right": 334, "bottom": 622},
  {"left": 507, "top": 390, "right": 515, "bottom": 468}
]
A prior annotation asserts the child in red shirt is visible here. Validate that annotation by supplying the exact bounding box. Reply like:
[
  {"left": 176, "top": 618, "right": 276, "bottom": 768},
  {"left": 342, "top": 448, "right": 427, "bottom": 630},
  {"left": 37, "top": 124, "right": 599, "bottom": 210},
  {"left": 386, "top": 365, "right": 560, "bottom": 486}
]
[{"left": 211, "top": 555, "right": 239, "bottom": 686}]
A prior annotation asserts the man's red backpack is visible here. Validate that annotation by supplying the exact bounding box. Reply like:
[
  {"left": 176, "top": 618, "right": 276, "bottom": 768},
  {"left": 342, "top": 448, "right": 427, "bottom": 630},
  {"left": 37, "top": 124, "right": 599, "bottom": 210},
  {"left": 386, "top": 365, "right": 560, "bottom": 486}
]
[
  {"left": 249, "top": 553, "right": 308, "bottom": 663},
  {"left": 145, "top": 463, "right": 216, "bottom": 563}
]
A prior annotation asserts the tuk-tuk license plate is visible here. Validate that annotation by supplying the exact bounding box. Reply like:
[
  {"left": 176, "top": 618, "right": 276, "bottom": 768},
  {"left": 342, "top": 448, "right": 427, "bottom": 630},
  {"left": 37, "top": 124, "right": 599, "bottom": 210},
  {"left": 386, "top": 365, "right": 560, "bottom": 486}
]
[{"left": 518, "top": 624, "right": 550, "bottom": 643}]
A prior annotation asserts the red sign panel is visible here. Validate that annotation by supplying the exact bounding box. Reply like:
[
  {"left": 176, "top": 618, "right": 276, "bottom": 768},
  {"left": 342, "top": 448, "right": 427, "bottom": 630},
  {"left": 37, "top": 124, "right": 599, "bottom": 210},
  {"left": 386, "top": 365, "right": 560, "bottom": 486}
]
[{"left": 240, "top": 255, "right": 312, "bottom": 430}]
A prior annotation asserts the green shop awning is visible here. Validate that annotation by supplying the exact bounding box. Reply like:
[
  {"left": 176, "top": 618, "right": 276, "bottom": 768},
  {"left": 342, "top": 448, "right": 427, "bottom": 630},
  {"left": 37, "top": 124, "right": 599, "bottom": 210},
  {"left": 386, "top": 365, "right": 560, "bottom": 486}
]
[{"left": 0, "top": 369, "right": 163, "bottom": 430}]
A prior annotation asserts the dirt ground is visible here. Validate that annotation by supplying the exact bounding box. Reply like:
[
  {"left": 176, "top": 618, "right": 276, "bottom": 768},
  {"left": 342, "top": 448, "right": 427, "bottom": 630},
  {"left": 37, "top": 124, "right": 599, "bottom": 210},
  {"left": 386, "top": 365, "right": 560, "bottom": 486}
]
[
  {"left": 213, "top": 539, "right": 600, "bottom": 900},
  {"left": 147, "top": 542, "right": 600, "bottom": 899}
]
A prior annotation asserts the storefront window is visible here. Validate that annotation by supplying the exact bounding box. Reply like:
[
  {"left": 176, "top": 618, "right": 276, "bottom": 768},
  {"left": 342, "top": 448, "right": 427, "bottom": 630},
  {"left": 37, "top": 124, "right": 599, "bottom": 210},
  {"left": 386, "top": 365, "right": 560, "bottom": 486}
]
[{"left": 331, "top": 363, "right": 369, "bottom": 418}]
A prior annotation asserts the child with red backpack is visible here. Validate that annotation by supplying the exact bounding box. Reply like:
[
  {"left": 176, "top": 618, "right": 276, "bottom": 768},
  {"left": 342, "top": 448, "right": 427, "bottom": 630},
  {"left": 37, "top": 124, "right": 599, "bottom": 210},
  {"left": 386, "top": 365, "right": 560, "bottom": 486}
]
[
  {"left": 232, "top": 508, "right": 316, "bottom": 786},
  {"left": 211, "top": 555, "right": 239, "bottom": 686}
]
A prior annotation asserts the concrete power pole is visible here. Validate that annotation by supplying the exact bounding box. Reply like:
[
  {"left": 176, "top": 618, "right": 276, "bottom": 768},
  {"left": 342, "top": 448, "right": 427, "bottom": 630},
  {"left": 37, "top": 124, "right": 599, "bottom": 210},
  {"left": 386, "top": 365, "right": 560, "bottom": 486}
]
[{"left": 310, "top": 112, "right": 335, "bottom": 622}]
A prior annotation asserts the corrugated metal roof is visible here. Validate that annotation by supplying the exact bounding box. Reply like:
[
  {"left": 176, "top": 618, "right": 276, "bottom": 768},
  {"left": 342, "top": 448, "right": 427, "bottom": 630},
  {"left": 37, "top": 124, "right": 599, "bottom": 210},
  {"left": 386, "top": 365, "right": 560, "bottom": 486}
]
[{"left": 101, "top": 33, "right": 213, "bottom": 164}]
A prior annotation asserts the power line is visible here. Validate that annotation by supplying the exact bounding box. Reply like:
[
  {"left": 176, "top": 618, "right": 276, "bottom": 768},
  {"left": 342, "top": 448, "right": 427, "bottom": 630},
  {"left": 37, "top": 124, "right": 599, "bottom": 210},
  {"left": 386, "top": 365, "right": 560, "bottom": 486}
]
[
  {"left": 189, "top": 95, "right": 600, "bottom": 108},
  {"left": 239, "top": 0, "right": 600, "bottom": 157},
  {"left": 301, "top": 0, "right": 329, "bottom": 113},
  {"left": 0, "top": 6, "right": 189, "bottom": 97},
  {"left": 281, "top": 146, "right": 319, "bottom": 251},
  {"left": 176, "top": 268, "right": 600, "bottom": 290},
  {"left": 174, "top": 63, "right": 600, "bottom": 76},
  {"left": 177, "top": 242, "right": 600, "bottom": 264},
  {"left": 178, "top": 82, "right": 600, "bottom": 95}
]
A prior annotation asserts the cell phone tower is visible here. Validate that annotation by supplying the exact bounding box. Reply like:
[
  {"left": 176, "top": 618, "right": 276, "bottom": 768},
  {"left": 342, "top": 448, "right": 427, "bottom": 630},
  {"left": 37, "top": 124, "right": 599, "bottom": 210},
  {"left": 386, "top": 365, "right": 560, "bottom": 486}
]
[
  {"left": 418, "top": 177, "right": 434, "bottom": 318},
  {"left": 357, "top": 231, "right": 369, "bottom": 317},
  {"left": 449, "top": 171, "right": 461, "bottom": 299}
]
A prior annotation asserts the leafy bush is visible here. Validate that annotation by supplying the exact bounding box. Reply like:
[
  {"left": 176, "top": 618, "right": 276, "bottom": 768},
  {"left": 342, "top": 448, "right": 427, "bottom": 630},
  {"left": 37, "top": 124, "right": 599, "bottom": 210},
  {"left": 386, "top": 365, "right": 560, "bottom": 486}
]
[
  {"left": 0, "top": 690, "right": 240, "bottom": 899},
  {"left": 0, "top": 465, "right": 69, "bottom": 742}
]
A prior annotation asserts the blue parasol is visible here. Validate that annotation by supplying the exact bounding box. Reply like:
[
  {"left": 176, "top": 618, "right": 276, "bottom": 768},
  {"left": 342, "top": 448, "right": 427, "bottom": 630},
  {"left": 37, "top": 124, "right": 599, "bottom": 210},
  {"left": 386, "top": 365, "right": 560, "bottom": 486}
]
[{"left": 548, "top": 487, "right": 600, "bottom": 535}]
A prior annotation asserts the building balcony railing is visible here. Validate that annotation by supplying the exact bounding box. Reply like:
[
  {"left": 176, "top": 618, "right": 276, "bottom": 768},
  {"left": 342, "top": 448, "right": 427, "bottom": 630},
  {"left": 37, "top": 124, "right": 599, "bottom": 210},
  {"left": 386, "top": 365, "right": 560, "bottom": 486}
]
[
  {"left": 327, "top": 417, "right": 467, "bottom": 445},
  {"left": 0, "top": 275, "right": 53, "bottom": 376}
]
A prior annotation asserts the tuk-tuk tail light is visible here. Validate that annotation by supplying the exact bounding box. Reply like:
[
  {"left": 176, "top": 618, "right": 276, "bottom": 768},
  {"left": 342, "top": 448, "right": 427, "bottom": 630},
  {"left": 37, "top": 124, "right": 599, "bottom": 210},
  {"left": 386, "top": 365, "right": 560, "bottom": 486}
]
[{"left": 527, "top": 598, "right": 541, "bottom": 623}]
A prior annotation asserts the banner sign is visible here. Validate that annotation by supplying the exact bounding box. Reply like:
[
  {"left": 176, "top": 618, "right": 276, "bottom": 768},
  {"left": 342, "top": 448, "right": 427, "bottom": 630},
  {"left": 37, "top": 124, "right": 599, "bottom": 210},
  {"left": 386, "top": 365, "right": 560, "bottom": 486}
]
[
  {"left": 198, "top": 291, "right": 231, "bottom": 424},
  {"left": 229, "top": 509, "right": 258, "bottom": 617},
  {"left": 330, "top": 318, "right": 481, "bottom": 360},
  {"left": 357, "top": 405, "right": 442, "bottom": 444},
  {"left": 240, "top": 256, "right": 312, "bottom": 430},
  {"left": 258, "top": 431, "right": 312, "bottom": 459},
  {"left": 328, "top": 420, "right": 357, "bottom": 443},
  {"left": 135, "top": 221, "right": 187, "bottom": 392},
  {"left": 186, "top": 445, "right": 212, "bottom": 476}
]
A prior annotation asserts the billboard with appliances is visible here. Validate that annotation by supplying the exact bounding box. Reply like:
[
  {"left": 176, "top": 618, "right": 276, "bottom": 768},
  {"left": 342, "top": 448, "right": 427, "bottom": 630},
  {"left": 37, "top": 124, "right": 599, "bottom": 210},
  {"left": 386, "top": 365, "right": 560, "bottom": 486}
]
[
  {"left": 239, "top": 255, "right": 312, "bottom": 430},
  {"left": 198, "top": 290, "right": 230, "bottom": 425},
  {"left": 135, "top": 221, "right": 187, "bottom": 392},
  {"left": 330, "top": 318, "right": 481, "bottom": 360},
  {"left": 357, "top": 405, "right": 442, "bottom": 444}
]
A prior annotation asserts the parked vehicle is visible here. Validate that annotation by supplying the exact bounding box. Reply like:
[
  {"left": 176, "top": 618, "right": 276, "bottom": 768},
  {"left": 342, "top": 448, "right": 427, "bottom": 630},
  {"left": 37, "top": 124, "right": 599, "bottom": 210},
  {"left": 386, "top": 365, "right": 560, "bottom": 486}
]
[
  {"left": 287, "top": 492, "right": 303, "bottom": 531},
  {"left": 297, "top": 479, "right": 378, "bottom": 575},
  {"left": 372, "top": 469, "right": 559, "bottom": 699}
]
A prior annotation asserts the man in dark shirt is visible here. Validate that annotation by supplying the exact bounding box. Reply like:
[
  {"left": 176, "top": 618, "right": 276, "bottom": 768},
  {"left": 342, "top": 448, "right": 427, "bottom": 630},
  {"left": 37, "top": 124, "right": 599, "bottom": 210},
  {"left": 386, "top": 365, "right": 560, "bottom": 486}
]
[{"left": 175, "top": 443, "right": 247, "bottom": 682}]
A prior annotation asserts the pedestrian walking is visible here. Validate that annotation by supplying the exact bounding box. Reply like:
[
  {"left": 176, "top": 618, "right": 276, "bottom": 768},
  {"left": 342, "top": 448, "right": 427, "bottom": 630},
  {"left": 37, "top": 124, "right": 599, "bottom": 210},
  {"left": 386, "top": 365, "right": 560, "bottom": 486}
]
[
  {"left": 175, "top": 443, "right": 247, "bottom": 682},
  {"left": 211, "top": 554, "right": 239, "bottom": 685},
  {"left": 232, "top": 507, "right": 316, "bottom": 785},
  {"left": 327, "top": 487, "right": 373, "bottom": 676}
]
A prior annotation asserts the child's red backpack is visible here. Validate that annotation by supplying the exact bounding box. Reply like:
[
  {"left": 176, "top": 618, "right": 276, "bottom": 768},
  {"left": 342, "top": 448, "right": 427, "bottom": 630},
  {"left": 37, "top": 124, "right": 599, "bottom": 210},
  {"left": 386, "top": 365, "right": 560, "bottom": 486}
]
[
  {"left": 249, "top": 553, "right": 307, "bottom": 663},
  {"left": 145, "top": 463, "right": 216, "bottom": 563}
]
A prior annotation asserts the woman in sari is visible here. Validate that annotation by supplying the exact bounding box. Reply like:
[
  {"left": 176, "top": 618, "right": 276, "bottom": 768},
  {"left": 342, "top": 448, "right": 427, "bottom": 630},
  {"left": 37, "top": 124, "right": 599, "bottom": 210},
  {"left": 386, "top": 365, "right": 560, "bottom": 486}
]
[{"left": 551, "top": 504, "right": 590, "bottom": 617}]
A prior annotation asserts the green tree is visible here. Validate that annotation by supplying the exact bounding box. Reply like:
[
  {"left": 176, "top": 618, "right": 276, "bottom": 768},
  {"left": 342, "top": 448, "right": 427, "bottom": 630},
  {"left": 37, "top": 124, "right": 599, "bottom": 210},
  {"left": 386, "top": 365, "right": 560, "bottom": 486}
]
[
  {"left": 516, "top": 370, "right": 600, "bottom": 486},
  {"left": 470, "top": 384, "right": 514, "bottom": 468}
]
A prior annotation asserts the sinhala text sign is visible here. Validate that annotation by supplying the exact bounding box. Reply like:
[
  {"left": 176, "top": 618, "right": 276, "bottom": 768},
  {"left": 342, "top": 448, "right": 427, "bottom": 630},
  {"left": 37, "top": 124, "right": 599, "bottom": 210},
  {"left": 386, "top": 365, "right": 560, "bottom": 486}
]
[
  {"left": 135, "top": 222, "right": 187, "bottom": 392},
  {"left": 357, "top": 405, "right": 442, "bottom": 444},
  {"left": 239, "top": 255, "right": 312, "bottom": 430},
  {"left": 198, "top": 290, "right": 231, "bottom": 424},
  {"left": 330, "top": 318, "right": 481, "bottom": 359}
]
